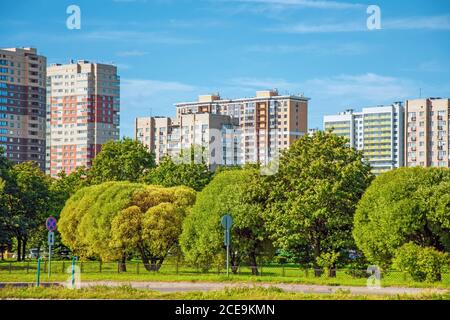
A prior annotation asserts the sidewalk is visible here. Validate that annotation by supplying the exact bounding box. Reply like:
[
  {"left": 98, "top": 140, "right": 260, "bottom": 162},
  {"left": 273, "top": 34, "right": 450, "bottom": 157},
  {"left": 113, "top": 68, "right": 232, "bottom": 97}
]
[{"left": 1, "top": 281, "right": 448, "bottom": 296}]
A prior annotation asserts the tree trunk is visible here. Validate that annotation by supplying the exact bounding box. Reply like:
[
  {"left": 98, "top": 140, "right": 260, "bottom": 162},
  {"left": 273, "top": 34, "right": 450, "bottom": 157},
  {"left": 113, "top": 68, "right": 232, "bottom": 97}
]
[
  {"left": 21, "top": 238, "right": 27, "bottom": 261},
  {"left": 249, "top": 251, "right": 259, "bottom": 276},
  {"left": 150, "top": 258, "right": 164, "bottom": 271},
  {"left": 230, "top": 250, "right": 240, "bottom": 274},
  {"left": 328, "top": 265, "right": 337, "bottom": 278},
  {"left": 313, "top": 239, "right": 323, "bottom": 277},
  {"left": 118, "top": 255, "right": 127, "bottom": 272},
  {"left": 17, "top": 237, "right": 22, "bottom": 262},
  {"left": 138, "top": 245, "right": 164, "bottom": 272}
]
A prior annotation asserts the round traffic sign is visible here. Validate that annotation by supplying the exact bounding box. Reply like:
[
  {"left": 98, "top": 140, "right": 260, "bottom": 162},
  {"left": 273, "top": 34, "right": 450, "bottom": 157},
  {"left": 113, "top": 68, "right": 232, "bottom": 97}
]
[
  {"left": 221, "top": 214, "right": 233, "bottom": 230},
  {"left": 46, "top": 216, "right": 57, "bottom": 232}
]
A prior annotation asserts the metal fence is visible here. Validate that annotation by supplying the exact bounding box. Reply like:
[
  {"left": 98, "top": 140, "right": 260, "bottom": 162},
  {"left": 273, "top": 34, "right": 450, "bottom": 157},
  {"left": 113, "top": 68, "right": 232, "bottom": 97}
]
[{"left": 1, "top": 260, "right": 450, "bottom": 284}]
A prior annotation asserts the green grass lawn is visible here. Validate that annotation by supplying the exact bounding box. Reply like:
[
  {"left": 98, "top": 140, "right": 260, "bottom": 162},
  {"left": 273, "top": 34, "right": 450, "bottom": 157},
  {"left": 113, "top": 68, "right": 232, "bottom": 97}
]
[
  {"left": 1, "top": 260, "right": 449, "bottom": 289},
  {"left": 0, "top": 285, "right": 449, "bottom": 300}
]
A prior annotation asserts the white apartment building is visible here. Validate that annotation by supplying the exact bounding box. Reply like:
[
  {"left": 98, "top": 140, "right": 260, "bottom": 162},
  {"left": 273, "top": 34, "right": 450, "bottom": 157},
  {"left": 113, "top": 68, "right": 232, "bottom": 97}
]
[{"left": 324, "top": 103, "right": 405, "bottom": 175}]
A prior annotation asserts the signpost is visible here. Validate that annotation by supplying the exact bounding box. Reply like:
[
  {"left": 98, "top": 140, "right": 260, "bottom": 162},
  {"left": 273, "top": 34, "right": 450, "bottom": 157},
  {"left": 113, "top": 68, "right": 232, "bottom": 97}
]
[
  {"left": 46, "top": 216, "right": 57, "bottom": 278},
  {"left": 221, "top": 214, "right": 233, "bottom": 277},
  {"left": 36, "top": 257, "right": 41, "bottom": 287}
]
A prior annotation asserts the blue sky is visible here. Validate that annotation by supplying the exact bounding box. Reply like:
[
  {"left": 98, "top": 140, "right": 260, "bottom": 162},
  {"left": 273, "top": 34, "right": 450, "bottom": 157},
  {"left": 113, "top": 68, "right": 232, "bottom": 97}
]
[{"left": 1, "top": 0, "right": 450, "bottom": 137}]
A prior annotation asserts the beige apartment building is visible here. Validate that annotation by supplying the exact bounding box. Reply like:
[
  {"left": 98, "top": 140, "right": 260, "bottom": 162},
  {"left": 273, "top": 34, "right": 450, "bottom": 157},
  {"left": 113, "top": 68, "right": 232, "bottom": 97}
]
[
  {"left": 46, "top": 60, "right": 120, "bottom": 177},
  {"left": 0, "top": 47, "right": 47, "bottom": 170},
  {"left": 405, "top": 98, "right": 450, "bottom": 168},
  {"left": 136, "top": 90, "right": 309, "bottom": 167},
  {"left": 175, "top": 90, "right": 309, "bottom": 166},
  {"left": 136, "top": 113, "right": 239, "bottom": 167}
]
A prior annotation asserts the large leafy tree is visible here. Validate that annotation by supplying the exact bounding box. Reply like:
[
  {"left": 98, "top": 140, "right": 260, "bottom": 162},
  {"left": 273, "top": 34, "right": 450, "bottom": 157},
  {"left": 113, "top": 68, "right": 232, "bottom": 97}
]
[
  {"left": 111, "top": 186, "right": 196, "bottom": 271},
  {"left": 180, "top": 169, "right": 271, "bottom": 274},
  {"left": 265, "top": 131, "right": 373, "bottom": 275},
  {"left": 52, "top": 167, "right": 89, "bottom": 210},
  {"left": 88, "top": 138, "right": 155, "bottom": 184},
  {"left": 353, "top": 167, "right": 450, "bottom": 269},
  {"left": 0, "top": 149, "right": 14, "bottom": 259},
  {"left": 59, "top": 182, "right": 195, "bottom": 271},
  {"left": 143, "top": 156, "right": 213, "bottom": 191},
  {"left": 8, "top": 162, "right": 53, "bottom": 261}
]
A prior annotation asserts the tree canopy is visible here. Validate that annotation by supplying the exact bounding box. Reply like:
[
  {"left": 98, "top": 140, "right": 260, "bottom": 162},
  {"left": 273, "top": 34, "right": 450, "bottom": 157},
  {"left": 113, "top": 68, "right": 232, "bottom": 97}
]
[
  {"left": 264, "top": 131, "right": 374, "bottom": 273},
  {"left": 143, "top": 156, "right": 213, "bottom": 191},
  {"left": 59, "top": 181, "right": 195, "bottom": 271},
  {"left": 4, "top": 162, "right": 54, "bottom": 260},
  {"left": 180, "top": 169, "right": 270, "bottom": 274},
  {"left": 353, "top": 167, "right": 450, "bottom": 269},
  {"left": 88, "top": 138, "right": 155, "bottom": 184}
]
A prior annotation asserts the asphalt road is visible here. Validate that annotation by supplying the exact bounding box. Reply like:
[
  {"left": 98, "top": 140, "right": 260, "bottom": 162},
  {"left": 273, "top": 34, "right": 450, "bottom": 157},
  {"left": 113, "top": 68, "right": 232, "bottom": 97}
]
[{"left": 2, "top": 281, "right": 448, "bottom": 296}]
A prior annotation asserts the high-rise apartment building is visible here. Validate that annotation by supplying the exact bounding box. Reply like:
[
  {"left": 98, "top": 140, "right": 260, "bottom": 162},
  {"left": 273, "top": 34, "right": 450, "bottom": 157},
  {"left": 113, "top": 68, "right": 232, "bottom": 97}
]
[
  {"left": 175, "top": 90, "right": 309, "bottom": 166},
  {"left": 136, "top": 113, "right": 240, "bottom": 167},
  {"left": 324, "top": 103, "right": 405, "bottom": 175},
  {"left": 136, "top": 90, "right": 309, "bottom": 167},
  {"left": 0, "top": 47, "right": 47, "bottom": 170},
  {"left": 46, "top": 60, "right": 120, "bottom": 177},
  {"left": 405, "top": 98, "right": 450, "bottom": 168}
]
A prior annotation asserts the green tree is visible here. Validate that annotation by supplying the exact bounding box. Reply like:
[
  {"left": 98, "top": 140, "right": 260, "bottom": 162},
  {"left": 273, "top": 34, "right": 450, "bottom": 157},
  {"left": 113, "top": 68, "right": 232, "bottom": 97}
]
[
  {"left": 111, "top": 186, "right": 196, "bottom": 271},
  {"left": 180, "top": 169, "right": 271, "bottom": 274},
  {"left": 52, "top": 167, "right": 89, "bottom": 207},
  {"left": 8, "top": 162, "right": 53, "bottom": 261},
  {"left": 143, "top": 156, "right": 213, "bottom": 191},
  {"left": 0, "top": 149, "right": 13, "bottom": 259},
  {"left": 59, "top": 182, "right": 195, "bottom": 271},
  {"left": 42, "top": 167, "right": 90, "bottom": 258},
  {"left": 265, "top": 131, "right": 373, "bottom": 276},
  {"left": 353, "top": 167, "right": 450, "bottom": 270},
  {"left": 88, "top": 138, "right": 155, "bottom": 184}
]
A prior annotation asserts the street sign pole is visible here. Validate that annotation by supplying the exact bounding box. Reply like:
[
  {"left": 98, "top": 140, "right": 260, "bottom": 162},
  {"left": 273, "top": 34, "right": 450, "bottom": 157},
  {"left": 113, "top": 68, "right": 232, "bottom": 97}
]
[
  {"left": 45, "top": 216, "right": 57, "bottom": 278},
  {"left": 36, "top": 257, "right": 41, "bottom": 287},
  {"left": 71, "top": 257, "right": 76, "bottom": 289},
  {"left": 221, "top": 214, "right": 233, "bottom": 278},
  {"left": 226, "top": 230, "right": 230, "bottom": 277},
  {"left": 47, "top": 231, "right": 54, "bottom": 278},
  {"left": 48, "top": 242, "right": 51, "bottom": 278}
]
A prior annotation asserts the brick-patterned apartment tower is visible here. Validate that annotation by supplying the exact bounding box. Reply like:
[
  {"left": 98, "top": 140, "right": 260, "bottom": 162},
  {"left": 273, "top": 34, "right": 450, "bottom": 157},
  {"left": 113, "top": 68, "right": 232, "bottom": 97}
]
[
  {"left": 0, "top": 47, "right": 47, "bottom": 170},
  {"left": 174, "top": 90, "right": 309, "bottom": 166},
  {"left": 46, "top": 60, "right": 120, "bottom": 177}
]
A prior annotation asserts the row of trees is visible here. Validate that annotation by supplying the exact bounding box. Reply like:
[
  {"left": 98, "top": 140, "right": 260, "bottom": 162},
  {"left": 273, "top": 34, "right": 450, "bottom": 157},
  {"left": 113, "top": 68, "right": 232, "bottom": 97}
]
[
  {"left": 179, "top": 132, "right": 450, "bottom": 280},
  {"left": 180, "top": 131, "right": 374, "bottom": 276},
  {"left": 58, "top": 182, "right": 196, "bottom": 271},
  {"left": 0, "top": 138, "right": 212, "bottom": 261},
  {"left": 3, "top": 131, "right": 449, "bottom": 282}
]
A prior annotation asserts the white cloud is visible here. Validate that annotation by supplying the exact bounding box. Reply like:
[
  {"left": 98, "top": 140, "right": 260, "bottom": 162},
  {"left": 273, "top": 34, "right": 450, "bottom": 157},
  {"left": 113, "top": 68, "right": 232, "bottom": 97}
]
[
  {"left": 268, "top": 21, "right": 365, "bottom": 33},
  {"left": 120, "top": 79, "right": 198, "bottom": 137},
  {"left": 228, "top": 73, "right": 417, "bottom": 105},
  {"left": 116, "top": 50, "right": 149, "bottom": 57},
  {"left": 229, "top": 77, "right": 301, "bottom": 92},
  {"left": 267, "top": 15, "right": 450, "bottom": 34},
  {"left": 84, "top": 31, "right": 203, "bottom": 45},
  {"left": 245, "top": 43, "right": 366, "bottom": 55},
  {"left": 304, "top": 73, "right": 415, "bottom": 101},
  {"left": 229, "top": 0, "right": 363, "bottom": 9},
  {"left": 113, "top": 0, "right": 148, "bottom": 3},
  {"left": 384, "top": 15, "right": 450, "bottom": 31}
]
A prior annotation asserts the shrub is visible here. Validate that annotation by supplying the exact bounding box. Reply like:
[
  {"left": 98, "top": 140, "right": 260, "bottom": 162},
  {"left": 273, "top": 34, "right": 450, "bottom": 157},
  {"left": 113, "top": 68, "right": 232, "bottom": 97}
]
[
  {"left": 345, "top": 255, "right": 371, "bottom": 279},
  {"left": 316, "top": 251, "right": 340, "bottom": 277},
  {"left": 393, "top": 242, "right": 449, "bottom": 282}
]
